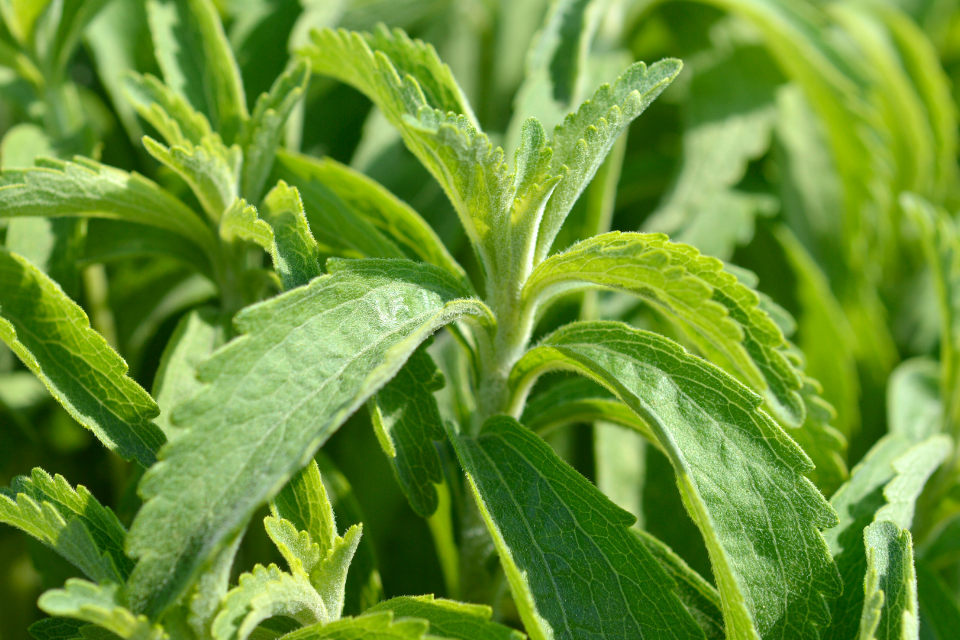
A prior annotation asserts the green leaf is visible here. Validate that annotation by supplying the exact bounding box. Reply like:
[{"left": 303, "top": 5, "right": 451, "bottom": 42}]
[
  {"left": 272, "top": 150, "right": 463, "bottom": 279},
  {"left": 271, "top": 460, "right": 337, "bottom": 556},
  {"left": 211, "top": 564, "right": 325, "bottom": 640},
  {"left": 0, "top": 249, "right": 165, "bottom": 466},
  {"left": 887, "top": 358, "right": 942, "bottom": 443},
  {"left": 126, "top": 258, "right": 492, "bottom": 616},
  {"left": 367, "top": 595, "right": 524, "bottom": 640},
  {"left": 259, "top": 182, "right": 322, "bottom": 290},
  {"left": 28, "top": 617, "right": 87, "bottom": 640},
  {"left": 0, "top": 469, "right": 129, "bottom": 583},
  {"left": 219, "top": 198, "right": 276, "bottom": 255},
  {"left": 122, "top": 72, "right": 215, "bottom": 148},
  {"left": 633, "top": 529, "right": 725, "bottom": 640},
  {"left": 152, "top": 308, "right": 228, "bottom": 440},
  {"left": 858, "top": 521, "right": 918, "bottom": 640},
  {"left": 369, "top": 346, "right": 446, "bottom": 517},
  {"left": 142, "top": 135, "right": 241, "bottom": 222},
  {"left": 645, "top": 46, "right": 780, "bottom": 260},
  {"left": 509, "top": 321, "right": 841, "bottom": 640},
  {"left": 146, "top": 0, "right": 248, "bottom": 143},
  {"left": 38, "top": 580, "right": 166, "bottom": 640},
  {"left": 239, "top": 59, "right": 310, "bottom": 204},
  {"left": 823, "top": 434, "right": 950, "bottom": 640},
  {"left": 0, "top": 158, "right": 218, "bottom": 259},
  {"left": 534, "top": 59, "right": 682, "bottom": 262},
  {"left": 523, "top": 231, "right": 805, "bottom": 426},
  {"left": 281, "top": 612, "right": 430, "bottom": 640},
  {"left": 450, "top": 415, "right": 706, "bottom": 640},
  {"left": 41, "top": 0, "right": 112, "bottom": 76},
  {"left": 82, "top": 219, "right": 213, "bottom": 279}
]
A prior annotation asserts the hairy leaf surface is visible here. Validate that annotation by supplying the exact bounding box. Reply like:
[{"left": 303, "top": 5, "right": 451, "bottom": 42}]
[{"left": 367, "top": 595, "right": 524, "bottom": 640}]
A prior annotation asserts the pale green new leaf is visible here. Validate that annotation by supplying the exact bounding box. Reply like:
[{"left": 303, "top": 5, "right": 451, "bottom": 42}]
[
  {"left": 122, "top": 72, "right": 214, "bottom": 148},
  {"left": 270, "top": 460, "right": 337, "bottom": 556},
  {"left": 534, "top": 59, "right": 682, "bottom": 261},
  {"left": 633, "top": 529, "right": 725, "bottom": 640},
  {"left": 282, "top": 612, "right": 431, "bottom": 640},
  {"left": 259, "top": 182, "right": 322, "bottom": 290},
  {"left": 272, "top": 150, "right": 463, "bottom": 278},
  {"left": 0, "top": 249, "right": 164, "bottom": 466},
  {"left": 523, "top": 231, "right": 805, "bottom": 425},
  {"left": 142, "top": 135, "right": 241, "bottom": 222},
  {"left": 152, "top": 308, "right": 228, "bottom": 440},
  {"left": 888, "top": 358, "right": 942, "bottom": 443},
  {"left": 450, "top": 415, "right": 706, "bottom": 640},
  {"left": 858, "top": 522, "right": 918, "bottom": 640},
  {"left": 219, "top": 198, "right": 275, "bottom": 256},
  {"left": 239, "top": 60, "right": 310, "bottom": 204},
  {"left": 38, "top": 580, "right": 166, "bottom": 640},
  {"left": 369, "top": 347, "right": 446, "bottom": 517},
  {"left": 0, "top": 469, "right": 126, "bottom": 584},
  {"left": 211, "top": 564, "right": 325, "bottom": 640},
  {"left": 510, "top": 322, "right": 841, "bottom": 640},
  {"left": 127, "top": 258, "right": 492, "bottom": 616},
  {"left": 644, "top": 46, "right": 780, "bottom": 260},
  {"left": 146, "top": 0, "right": 247, "bottom": 143},
  {"left": 0, "top": 158, "right": 217, "bottom": 257},
  {"left": 367, "top": 595, "right": 524, "bottom": 640}
]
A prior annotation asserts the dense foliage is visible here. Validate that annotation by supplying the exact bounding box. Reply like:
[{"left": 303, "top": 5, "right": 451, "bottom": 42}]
[{"left": 1, "top": 0, "right": 960, "bottom": 638}]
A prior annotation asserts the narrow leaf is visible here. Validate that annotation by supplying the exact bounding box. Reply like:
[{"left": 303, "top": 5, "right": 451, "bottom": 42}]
[
  {"left": 127, "top": 259, "right": 492, "bottom": 616},
  {"left": 122, "top": 72, "right": 214, "bottom": 149},
  {"left": 509, "top": 321, "right": 841, "bottom": 639},
  {"left": 259, "top": 182, "right": 322, "bottom": 290},
  {"left": 282, "top": 612, "right": 430, "bottom": 640},
  {"left": 270, "top": 459, "right": 337, "bottom": 556},
  {"left": 450, "top": 415, "right": 706, "bottom": 640},
  {"left": 0, "top": 249, "right": 164, "bottom": 466},
  {"left": 858, "top": 521, "right": 918, "bottom": 640}
]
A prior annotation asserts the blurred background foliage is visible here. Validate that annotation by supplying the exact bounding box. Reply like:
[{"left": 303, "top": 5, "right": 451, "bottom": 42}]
[{"left": 2, "top": 0, "right": 960, "bottom": 636}]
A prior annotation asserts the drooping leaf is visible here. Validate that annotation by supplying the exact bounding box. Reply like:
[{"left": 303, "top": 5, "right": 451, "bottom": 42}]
[
  {"left": 633, "top": 528, "right": 725, "bottom": 640},
  {"left": 367, "top": 595, "right": 524, "bottom": 640},
  {"left": 523, "top": 231, "right": 805, "bottom": 426},
  {"left": 509, "top": 321, "right": 841, "bottom": 640},
  {"left": 258, "top": 181, "right": 322, "bottom": 290},
  {"left": 281, "top": 612, "right": 430, "bottom": 640},
  {"left": 534, "top": 59, "right": 682, "bottom": 262},
  {"left": 0, "top": 469, "right": 129, "bottom": 583},
  {"left": 450, "top": 414, "right": 706, "bottom": 640},
  {"left": 369, "top": 346, "right": 446, "bottom": 517},
  {"left": 272, "top": 150, "right": 464, "bottom": 279},
  {"left": 239, "top": 59, "right": 310, "bottom": 204},
  {"left": 126, "top": 259, "right": 492, "bottom": 616},
  {"left": 38, "top": 580, "right": 166, "bottom": 640},
  {"left": 0, "top": 158, "right": 218, "bottom": 258},
  {"left": 146, "top": 0, "right": 248, "bottom": 143},
  {"left": 0, "top": 249, "right": 164, "bottom": 466}
]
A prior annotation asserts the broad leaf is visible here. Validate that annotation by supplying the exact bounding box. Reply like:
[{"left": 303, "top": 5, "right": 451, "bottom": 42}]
[
  {"left": 258, "top": 182, "right": 322, "bottom": 290},
  {"left": 367, "top": 595, "right": 524, "bottom": 640},
  {"left": 272, "top": 150, "right": 464, "bottom": 279},
  {"left": 0, "top": 249, "right": 165, "bottom": 466},
  {"left": 211, "top": 564, "right": 325, "bottom": 640},
  {"left": 534, "top": 59, "right": 682, "bottom": 262},
  {"left": 146, "top": 0, "right": 247, "bottom": 143},
  {"left": 282, "top": 612, "right": 429, "bottom": 640},
  {"left": 38, "top": 581, "right": 165, "bottom": 640},
  {"left": 0, "top": 158, "right": 217, "bottom": 258},
  {"left": 509, "top": 322, "right": 841, "bottom": 640},
  {"left": 523, "top": 231, "right": 805, "bottom": 426},
  {"left": 450, "top": 415, "right": 706, "bottom": 640},
  {"left": 633, "top": 529, "right": 724, "bottom": 640},
  {"left": 239, "top": 59, "right": 310, "bottom": 204},
  {"left": 0, "top": 469, "right": 129, "bottom": 583},
  {"left": 126, "top": 259, "right": 492, "bottom": 616},
  {"left": 369, "top": 346, "right": 446, "bottom": 517}
]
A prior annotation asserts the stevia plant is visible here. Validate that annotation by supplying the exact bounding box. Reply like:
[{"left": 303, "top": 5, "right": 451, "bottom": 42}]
[{"left": 1, "top": 0, "right": 960, "bottom": 639}]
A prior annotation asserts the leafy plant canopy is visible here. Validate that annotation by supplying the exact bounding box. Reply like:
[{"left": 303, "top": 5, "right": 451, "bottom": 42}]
[{"left": 0, "top": 0, "right": 959, "bottom": 639}]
